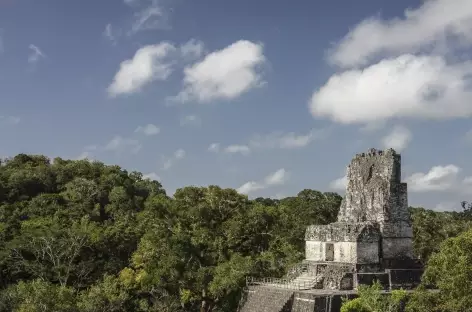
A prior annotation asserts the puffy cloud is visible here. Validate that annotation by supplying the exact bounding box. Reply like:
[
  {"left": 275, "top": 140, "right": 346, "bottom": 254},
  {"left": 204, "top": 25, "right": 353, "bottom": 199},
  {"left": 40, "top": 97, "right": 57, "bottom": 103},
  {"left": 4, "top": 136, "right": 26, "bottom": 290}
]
[
  {"left": 170, "top": 40, "right": 265, "bottom": 103},
  {"left": 104, "top": 136, "right": 142, "bottom": 154},
  {"left": 174, "top": 148, "right": 186, "bottom": 159},
  {"left": 212, "top": 129, "right": 327, "bottom": 158},
  {"left": 143, "top": 172, "right": 161, "bottom": 181},
  {"left": 135, "top": 123, "right": 160, "bottom": 136},
  {"left": 237, "top": 168, "right": 288, "bottom": 195},
  {"left": 329, "top": 175, "right": 348, "bottom": 191},
  {"left": 264, "top": 168, "right": 288, "bottom": 186},
  {"left": 328, "top": 0, "right": 472, "bottom": 68},
  {"left": 249, "top": 128, "right": 328, "bottom": 149},
  {"left": 223, "top": 145, "right": 251, "bottom": 156},
  {"left": 107, "top": 42, "right": 176, "bottom": 97},
  {"left": 236, "top": 181, "right": 264, "bottom": 195},
  {"left": 381, "top": 125, "right": 412, "bottom": 152},
  {"left": 463, "top": 176, "right": 472, "bottom": 185},
  {"left": 28, "top": 44, "right": 45, "bottom": 64},
  {"left": 162, "top": 148, "right": 186, "bottom": 170},
  {"left": 180, "top": 39, "right": 205, "bottom": 61},
  {"left": 405, "top": 165, "right": 460, "bottom": 192},
  {"left": 128, "top": 0, "right": 167, "bottom": 35},
  {"left": 310, "top": 54, "right": 472, "bottom": 124},
  {"left": 180, "top": 115, "right": 201, "bottom": 127},
  {"left": 208, "top": 143, "right": 220, "bottom": 153}
]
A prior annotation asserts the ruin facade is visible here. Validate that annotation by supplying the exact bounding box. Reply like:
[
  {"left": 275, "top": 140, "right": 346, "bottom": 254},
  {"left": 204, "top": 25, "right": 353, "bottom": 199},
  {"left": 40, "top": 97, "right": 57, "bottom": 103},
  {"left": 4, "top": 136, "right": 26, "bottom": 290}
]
[
  {"left": 239, "top": 148, "right": 423, "bottom": 312},
  {"left": 305, "top": 148, "right": 414, "bottom": 268}
]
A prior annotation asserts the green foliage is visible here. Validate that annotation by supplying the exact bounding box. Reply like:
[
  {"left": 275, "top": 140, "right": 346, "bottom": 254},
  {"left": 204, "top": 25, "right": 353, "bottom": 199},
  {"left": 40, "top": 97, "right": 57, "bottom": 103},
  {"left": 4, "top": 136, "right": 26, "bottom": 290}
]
[
  {"left": 410, "top": 207, "right": 472, "bottom": 262},
  {"left": 2, "top": 153, "right": 472, "bottom": 311},
  {"left": 1, "top": 279, "right": 77, "bottom": 312},
  {"left": 341, "top": 298, "right": 370, "bottom": 312},
  {"left": 414, "top": 228, "right": 472, "bottom": 312},
  {"left": 341, "top": 281, "right": 408, "bottom": 312},
  {"left": 0, "top": 154, "right": 341, "bottom": 311}
]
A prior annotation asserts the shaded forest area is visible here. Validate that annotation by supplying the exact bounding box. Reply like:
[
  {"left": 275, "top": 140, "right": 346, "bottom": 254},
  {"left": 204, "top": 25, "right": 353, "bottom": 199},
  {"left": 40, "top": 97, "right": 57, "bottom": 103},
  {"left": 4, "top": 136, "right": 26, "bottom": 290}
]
[{"left": 0, "top": 154, "right": 471, "bottom": 312}]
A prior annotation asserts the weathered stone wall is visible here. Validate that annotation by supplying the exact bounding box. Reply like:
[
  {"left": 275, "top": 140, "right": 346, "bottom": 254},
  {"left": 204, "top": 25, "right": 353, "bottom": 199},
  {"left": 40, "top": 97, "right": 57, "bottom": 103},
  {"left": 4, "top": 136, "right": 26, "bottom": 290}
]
[
  {"left": 356, "top": 242, "right": 379, "bottom": 264},
  {"left": 383, "top": 238, "right": 414, "bottom": 259},
  {"left": 334, "top": 148, "right": 414, "bottom": 260},
  {"left": 305, "top": 222, "right": 381, "bottom": 263},
  {"left": 305, "top": 241, "right": 326, "bottom": 261},
  {"left": 337, "top": 148, "right": 406, "bottom": 223},
  {"left": 305, "top": 241, "right": 378, "bottom": 263},
  {"left": 334, "top": 242, "right": 357, "bottom": 263},
  {"left": 305, "top": 222, "right": 381, "bottom": 242},
  {"left": 306, "top": 241, "right": 358, "bottom": 262}
]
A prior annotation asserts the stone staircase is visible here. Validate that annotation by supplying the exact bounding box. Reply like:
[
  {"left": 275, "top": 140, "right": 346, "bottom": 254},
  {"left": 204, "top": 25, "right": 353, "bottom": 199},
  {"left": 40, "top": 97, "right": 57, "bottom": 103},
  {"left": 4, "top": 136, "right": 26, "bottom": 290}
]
[
  {"left": 264, "top": 273, "right": 322, "bottom": 290},
  {"left": 238, "top": 287, "right": 294, "bottom": 312},
  {"left": 288, "top": 273, "right": 323, "bottom": 290}
]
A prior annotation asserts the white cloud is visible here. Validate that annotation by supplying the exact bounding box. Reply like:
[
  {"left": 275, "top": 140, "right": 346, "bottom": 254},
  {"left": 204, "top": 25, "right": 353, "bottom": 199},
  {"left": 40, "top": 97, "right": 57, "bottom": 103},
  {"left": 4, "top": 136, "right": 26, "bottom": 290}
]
[
  {"left": 180, "top": 115, "right": 201, "bottom": 127},
  {"left": 135, "top": 123, "right": 160, "bottom": 136},
  {"left": 463, "top": 176, "right": 472, "bottom": 185},
  {"left": 103, "top": 24, "right": 119, "bottom": 43},
  {"left": 224, "top": 145, "right": 251, "bottom": 156},
  {"left": 174, "top": 148, "right": 185, "bottom": 159},
  {"left": 161, "top": 148, "right": 185, "bottom": 170},
  {"left": 107, "top": 42, "right": 176, "bottom": 97},
  {"left": 129, "top": 0, "right": 167, "bottom": 35},
  {"left": 143, "top": 172, "right": 161, "bottom": 181},
  {"left": 237, "top": 168, "right": 289, "bottom": 195},
  {"left": 28, "top": 44, "right": 45, "bottom": 64},
  {"left": 170, "top": 40, "right": 265, "bottom": 103},
  {"left": 104, "top": 136, "right": 142, "bottom": 154},
  {"left": 329, "top": 175, "right": 348, "bottom": 191},
  {"left": 328, "top": 0, "right": 472, "bottom": 68},
  {"left": 381, "top": 125, "right": 412, "bottom": 152},
  {"left": 406, "top": 165, "right": 460, "bottom": 192},
  {"left": 180, "top": 39, "right": 204, "bottom": 61},
  {"left": 310, "top": 54, "right": 472, "bottom": 124},
  {"left": 0, "top": 115, "right": 20, "bottom": 125},
  {"left": 208, "top": 143, "right": 220, "bottom": 153},
  {"left": 264, "top": 168, "right": 288, "bottom": 186},
  {"left": 249, "top": 129, "right": 328, "bottom": 149},
  {"left": 237, "top": 181, "right": 264, "bottom": 195},
  {"left": 212, "top": 129, "right": 327, "bottom": 157}
]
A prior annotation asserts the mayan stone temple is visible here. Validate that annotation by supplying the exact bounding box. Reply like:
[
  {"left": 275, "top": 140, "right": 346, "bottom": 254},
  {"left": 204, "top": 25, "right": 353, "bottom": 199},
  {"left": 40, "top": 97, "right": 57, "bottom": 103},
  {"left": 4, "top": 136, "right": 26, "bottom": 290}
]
[{"left": 239, "top": 148, "right": 423, "bottom": 312}]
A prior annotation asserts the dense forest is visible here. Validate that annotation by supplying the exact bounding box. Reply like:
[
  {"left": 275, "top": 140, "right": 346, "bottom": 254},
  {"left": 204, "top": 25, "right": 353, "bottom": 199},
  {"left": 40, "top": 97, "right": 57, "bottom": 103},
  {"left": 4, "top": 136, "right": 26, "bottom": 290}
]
[{"left": 0, "top": 154, "right": 471, "bottom": 312}]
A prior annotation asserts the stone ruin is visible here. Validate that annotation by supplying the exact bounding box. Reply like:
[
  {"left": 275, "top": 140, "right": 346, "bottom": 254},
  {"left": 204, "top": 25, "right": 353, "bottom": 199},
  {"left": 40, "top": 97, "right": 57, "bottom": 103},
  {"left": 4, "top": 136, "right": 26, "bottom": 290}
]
[{"left": 239, "top": 148, "right": 423, "bottom": 312}]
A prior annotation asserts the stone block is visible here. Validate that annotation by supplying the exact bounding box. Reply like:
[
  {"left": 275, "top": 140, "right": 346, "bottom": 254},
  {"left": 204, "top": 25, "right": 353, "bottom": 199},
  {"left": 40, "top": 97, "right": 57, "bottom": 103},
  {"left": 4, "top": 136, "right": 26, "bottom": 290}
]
[
  {"left": 356, "top": 272, "right": 390, "bottom": 289},
  {"left": 388, "top": 269, "right": 423, "bottom": 290}
]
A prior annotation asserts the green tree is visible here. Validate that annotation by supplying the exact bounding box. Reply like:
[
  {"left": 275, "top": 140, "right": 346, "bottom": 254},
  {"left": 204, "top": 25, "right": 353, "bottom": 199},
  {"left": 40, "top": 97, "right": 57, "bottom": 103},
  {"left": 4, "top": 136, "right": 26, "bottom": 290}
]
[
  {"left": 0, "top": 279, "right": 77, "bottom": 312},
  {"left": 412, "top": 228, "right": 472, "bottom": 312},
  {"left": 341, "top": 281, "right": 408, "bottom": 312}
]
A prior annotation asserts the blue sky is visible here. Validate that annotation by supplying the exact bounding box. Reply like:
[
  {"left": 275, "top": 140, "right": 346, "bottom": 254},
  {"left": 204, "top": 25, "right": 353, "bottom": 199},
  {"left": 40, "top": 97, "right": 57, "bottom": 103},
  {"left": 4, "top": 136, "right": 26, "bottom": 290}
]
[{"left": 1, "top": 0, "right": 472, "bottom": 211}]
